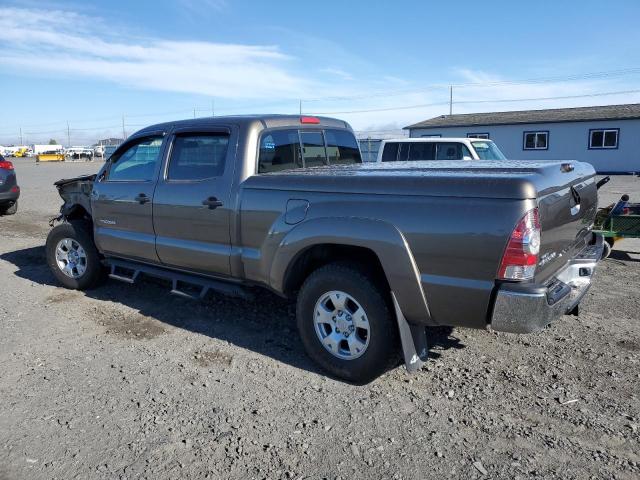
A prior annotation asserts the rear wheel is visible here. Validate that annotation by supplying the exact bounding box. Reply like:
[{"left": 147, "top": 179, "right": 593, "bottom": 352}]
[
  {"left": 296, "top": 263, "right": 400, "bottom": 384},
  {"left": 602, "top": 239, "right": 613, "bottom": 259},
  {"left": 0, "top": 200, "right": 17, "bottom": 215},
  {"left": 46, "top": 221, "right": 105, "bottom": 290}
]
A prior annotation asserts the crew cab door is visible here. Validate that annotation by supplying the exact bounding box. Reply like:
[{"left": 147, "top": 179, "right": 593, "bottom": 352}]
[
  {"left": 91, "top": 134, "right": 166, "bottom": 263},
  {"left": 152, "top": 126, "right": 236, "bottom": 276}
]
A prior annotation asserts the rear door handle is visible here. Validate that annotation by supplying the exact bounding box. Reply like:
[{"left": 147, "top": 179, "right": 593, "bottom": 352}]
[
  {"left": 202, "top": 196, "right": 224, "bottom": 209},
  {"left": 134, "top": 193, "right": 150, "bottom": 204}
]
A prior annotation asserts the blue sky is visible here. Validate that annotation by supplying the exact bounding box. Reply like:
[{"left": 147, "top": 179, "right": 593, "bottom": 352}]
[{"left": 1, "top": 0, "right": 640, "bottom": 145}]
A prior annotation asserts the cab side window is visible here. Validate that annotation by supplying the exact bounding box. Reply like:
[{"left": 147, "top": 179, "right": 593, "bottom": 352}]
[
  {"left": 435, "top": 142, "right": 471, "bottom": 160},
  {"left": 107, "top": 136, "right": 163, "bottom": 181},
  {"left": 167, "top": 134, "right": 229, "bottom": 181},
  {"left": 408, "top": 142, "right": 435, "bottom": 161}
]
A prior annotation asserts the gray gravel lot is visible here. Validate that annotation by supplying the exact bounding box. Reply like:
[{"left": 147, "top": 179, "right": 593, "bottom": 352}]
[{"left": 1, "top": 158, "right": 639, "bottom": 480}]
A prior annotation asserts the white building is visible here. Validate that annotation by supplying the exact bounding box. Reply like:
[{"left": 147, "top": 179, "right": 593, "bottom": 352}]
[{"left": 405, "top": 103, "right": 640, "bottom": 173}]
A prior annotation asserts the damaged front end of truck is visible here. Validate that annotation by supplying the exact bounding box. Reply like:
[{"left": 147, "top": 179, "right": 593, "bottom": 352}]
[{"left": 49, "top": 174, "right": 96, "bottom": 226}]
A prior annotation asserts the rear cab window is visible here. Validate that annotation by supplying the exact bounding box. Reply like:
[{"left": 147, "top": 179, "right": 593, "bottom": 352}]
[
  {"left": 325, "top": 129, "right": 361, "bottom": 165},
  {"left": 258, "top": 128, "right": 361, "bottom": 173},
  {"left": 301, "top": 131, "right": 327, "bottom": 168}
]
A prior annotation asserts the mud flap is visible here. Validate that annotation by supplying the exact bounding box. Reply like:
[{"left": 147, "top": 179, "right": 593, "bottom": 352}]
[{"left": 391, "top": 292, "right": 428, "bottom": 373}]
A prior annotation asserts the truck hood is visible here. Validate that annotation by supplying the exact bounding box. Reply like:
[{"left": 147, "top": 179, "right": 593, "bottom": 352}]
[{"left": 245, "top": 160, "right": 596, "bottom": 200}]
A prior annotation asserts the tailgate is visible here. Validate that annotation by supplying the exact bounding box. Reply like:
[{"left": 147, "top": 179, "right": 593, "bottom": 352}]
[{"left": 535, "top": 170, "right": 598, "bottom": 283}]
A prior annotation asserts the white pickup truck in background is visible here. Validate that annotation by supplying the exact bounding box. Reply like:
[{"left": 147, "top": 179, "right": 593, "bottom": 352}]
[{"left": 376, "top": 137, "right": 508, "bottom": 162}]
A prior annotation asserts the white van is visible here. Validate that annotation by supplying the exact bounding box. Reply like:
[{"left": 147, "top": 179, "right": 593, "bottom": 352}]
[{"left": 376, "top": 137, "right": 507, "bottom": 162}]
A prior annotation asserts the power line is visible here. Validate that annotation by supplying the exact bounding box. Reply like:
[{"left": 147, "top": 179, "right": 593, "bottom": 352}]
[
  {"left": 3, "top": 84, "right": 640, "bottom": 141},
  {"left": 4, "top": 67, "right": 640, "bottom": 131},
  {"left": 308, "top": 88, "right": 640, "bottom": 115},
  {"left": 301, "top": 67, "right": 640, "bottom": 103}
]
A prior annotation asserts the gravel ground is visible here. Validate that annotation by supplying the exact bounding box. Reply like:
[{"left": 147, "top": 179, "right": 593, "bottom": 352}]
[{"left": 0, "top": 158, "right": 639, "bottom": 480}]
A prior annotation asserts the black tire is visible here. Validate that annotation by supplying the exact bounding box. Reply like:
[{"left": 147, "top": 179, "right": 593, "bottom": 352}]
[
  {"left": 0, "top": 200, "right": 17, "bottom": 215},
  {"left": 296, "top": 262, "right": 400, "bottom": 384},
  {"left": 602, "top": 240, "right": 612, "bottom": 259},
  {"left": 45, "top": 221, "right": 105, "bottom": 290}
]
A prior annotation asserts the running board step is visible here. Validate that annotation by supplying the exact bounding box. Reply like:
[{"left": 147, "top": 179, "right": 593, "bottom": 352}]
[
  {"left": 106, "top": 258, "right": 252, "bottom": 301},
  {"left": 109, "top": 264, "right": 139, "bottom": 283}
]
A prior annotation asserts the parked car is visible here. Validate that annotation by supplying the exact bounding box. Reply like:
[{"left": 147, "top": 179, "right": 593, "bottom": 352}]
[
  {"left": 93, "top": 145, "right": 105, "bottom": 157},
  {"left": 376, "top": 137, "right": 507, "bottom": 162},
  {"left": 0, "top": 155, "right": 20, "bottom": 215},
  {"left": 45, "top": 115, "right": 603, "bottom": 383},
  {"left": 64, "top": 146, "right": 94, "bottom": 160}
]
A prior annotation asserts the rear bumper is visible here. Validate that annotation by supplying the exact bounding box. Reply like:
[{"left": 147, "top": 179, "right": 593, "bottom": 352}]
[
  {"left": 0, "top": 186, "right": 19, "bottom": 203},
  {"left": 490, "top": 232, "right": 603, "bottom": 334}
]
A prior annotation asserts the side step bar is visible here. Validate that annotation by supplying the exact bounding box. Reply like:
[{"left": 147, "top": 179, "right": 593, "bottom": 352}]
[{"left": 107, "top": 258, "right": 253, "bottom": 301}]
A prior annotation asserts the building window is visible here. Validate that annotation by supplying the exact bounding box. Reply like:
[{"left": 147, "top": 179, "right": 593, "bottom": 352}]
[
  {"left": 420, "top": 134, "right": 441, "bottom": 138},
  {"left": 589, "top": 129, "right": 619, "bottom": 149},
  {"left": 523, "top": 131, "right": 549, "bottom": 150},
  {"left": 467, "top": 133, "right": 489, "bottom": 139}
]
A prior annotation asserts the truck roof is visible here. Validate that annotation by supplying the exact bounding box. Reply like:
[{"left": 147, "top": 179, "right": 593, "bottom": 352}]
[{"left": 133, "top": 115, "right": 352, "bottom": 138}]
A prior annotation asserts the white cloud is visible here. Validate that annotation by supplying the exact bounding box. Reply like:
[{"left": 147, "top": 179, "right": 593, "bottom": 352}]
[
  {"left": 180, "top": 0, "right": 228, "bottom": 11},
  {"left": 319, "top": 67, "right": 354, "bottom": 81},
  {"left": 1, "top": 5, "right": 639, "bottom": 141},
  {"left": 0, "top": 6, "right": 315, "bottom": 99}
]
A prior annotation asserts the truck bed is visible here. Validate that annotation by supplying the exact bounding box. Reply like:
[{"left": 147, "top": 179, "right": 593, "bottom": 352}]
[
  {"left": 241, "top": 159, "right": 598, "bottom": 327},
  {"left": 244, "top": 160, "right": 595, "bottom": 200}
]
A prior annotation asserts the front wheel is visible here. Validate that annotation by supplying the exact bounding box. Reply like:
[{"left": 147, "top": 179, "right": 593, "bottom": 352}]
[
  {"left": 296, "top": 263, "right": 400, "bottom": 384},
  {"left": 45, "top": 221, "right": 105, "bottom": 290}
]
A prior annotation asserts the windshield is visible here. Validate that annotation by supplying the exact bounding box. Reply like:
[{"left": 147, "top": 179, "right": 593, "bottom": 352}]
[{"left": 471, "top": 141, "right": 507, "bottom": 160}]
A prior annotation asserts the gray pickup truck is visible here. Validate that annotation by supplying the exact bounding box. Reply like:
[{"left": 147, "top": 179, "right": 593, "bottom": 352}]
[{"left": 46, "top": 115, "right": 603, "bottom": 383}]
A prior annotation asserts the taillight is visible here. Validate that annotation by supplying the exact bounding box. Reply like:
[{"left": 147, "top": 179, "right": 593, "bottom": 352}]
[
  {"left": 0, "top": 161, "right": 14, "bottom": 170},
  {"left": 497, "top": 208, "right": 541, "bottom": 281}
]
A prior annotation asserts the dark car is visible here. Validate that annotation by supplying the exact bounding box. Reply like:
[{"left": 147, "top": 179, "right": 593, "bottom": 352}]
[{"left": 0, "top": 155, "right": 20, "bottom": 215}]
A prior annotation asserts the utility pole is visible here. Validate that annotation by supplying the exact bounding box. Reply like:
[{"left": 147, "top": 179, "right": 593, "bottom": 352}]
[
  {"left": 67, "top": 121, "right": 71, "bottom": 148},
  {"left": 211, "top": 99, "right": 215, "bottom": 117},
  {"left": 449, "top": 85, "right": 453, "bottom": 115},
  {"left": 122, "top": 115, "right": 126, "bottom": 141},
  {"left": 299, "top": 99, "right": 302, "bottom": 115},
  {"left": 19, "top": 127, "right": 23, "bottom": 145},
  {"left": 194, "top": 108, "right": 197, "bottom": 119}
]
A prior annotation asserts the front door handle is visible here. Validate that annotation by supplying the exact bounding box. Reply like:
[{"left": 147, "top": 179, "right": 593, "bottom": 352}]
[
  {"left": 202, "top": 196, "right": 224, "bottom": 209},
  {"left": 134, "top": 193, "right": 150, "bottom": 204}
]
